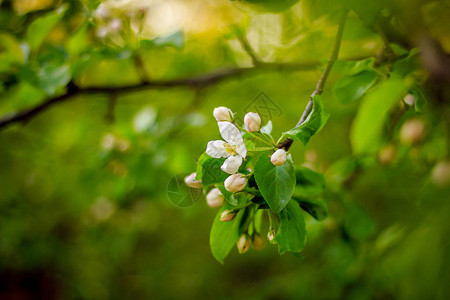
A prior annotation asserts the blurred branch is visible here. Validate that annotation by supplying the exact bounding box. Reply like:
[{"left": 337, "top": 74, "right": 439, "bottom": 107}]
[
  {"left": 132, "top": 53, "right": 150, "bottom": 82},
  {"left": 104, "top": 94, "right": 117, "bottom": 124},
  {"left": 0, "top": 61, "right": 325, "bottom": 130},
  {"left": 279, "top": 9, "right": 349, "bottom": 151},
  {"left": 236, "top": 30, "right": 260, "bottom": 65}
]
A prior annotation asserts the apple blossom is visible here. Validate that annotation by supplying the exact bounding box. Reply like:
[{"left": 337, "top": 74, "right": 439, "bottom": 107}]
[
  {"left": 271, "top": 149, "right": 287, "bottom": 166},
  {"left": 206, "top": 122, "right": 247, "bottom": 174},
  {"left": 431, "top": 160, "right": 450, "bottom": 187},
  {"left": 267, "top": 229, "right": 276, "bottom": 242},
  {"left": 220, "top": 210, "right": 236, "bottom": 221},
  {"left": 94, "top": 3, "right": 111, "bottom": 20},
  {"left": 184, "top": 172, "right": 202, "bottom": 189},
  {"left": 224, "top": 173, "right": 247, "bottom": 192},
  {"left": 213, "top": 106, "right": 233, "bottom": 122},
  {"left": 237, "top": 234, "right": 251, "bottom": 254},
  {"left": 108, "top": 18, "right": 123, "bottom": 33},
  {"left": 244, "top": 112, "right": 261, "bottom": 132},
  {"left": 206, "top": 188, "right": 225, "bottom": 208},
  {"left": 399, "top": 119, "right": 426, "bottom": 145}
]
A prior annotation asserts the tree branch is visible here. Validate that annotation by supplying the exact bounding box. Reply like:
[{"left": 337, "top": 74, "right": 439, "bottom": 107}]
[
  {"left": 236, "top": 30, "right": 261, "bottom": 66},
  {"left": 279, "top": 10, "right": 349, "bottom": 151},
  {"left": 0, "top": 61, "right": 320, "bottom": 130}
]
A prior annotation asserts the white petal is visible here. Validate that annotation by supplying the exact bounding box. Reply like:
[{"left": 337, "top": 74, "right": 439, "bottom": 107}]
[
  {"left": 236, "top": 142, "right": 247, "bottom": 158},
  {"left": 221, "top": 155, "right": 242, "bottom": 174},
  {"left": 206, "top": 140, "right": 228, "bottom": 158},
  {"left": 218, "top": 122, "right": 243, "bottom": 146}
]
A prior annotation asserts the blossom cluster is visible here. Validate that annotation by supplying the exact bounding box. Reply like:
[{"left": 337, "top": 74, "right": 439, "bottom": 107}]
[{"left": 184, "top": 106, "right": 287, "bottom": 207}]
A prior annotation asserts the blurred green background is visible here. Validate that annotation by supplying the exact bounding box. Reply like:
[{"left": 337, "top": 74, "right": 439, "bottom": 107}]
[{"left": 0, "top": 0, "right": 449, "bottom": 299}]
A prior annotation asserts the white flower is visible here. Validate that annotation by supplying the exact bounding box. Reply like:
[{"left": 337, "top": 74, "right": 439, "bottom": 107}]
[
  {"left": 271, "top": 149, "right": 287, "bottom": 166},
  {"left": 108, "top": 18, "right": 123, "bottom": 33},
  {"left": 224, "top": 173, "right": 247, "bottom": 192},
  {"left": 206, "top": 188, "right": 224, "bottom": 208},
  {"left": 213, "top": 106, "right": 233, "bottom": 122},
  {"left": 94, "top": 3, "right": 111, "bottom": 20},
  {"left": 206, "top": 122, "right": 247, "bottom": 174},
  {"left": 96, "top": 26, "right": 109, "bottom": 38},
  {"left": 184, "top": 172, "right": 202, "bottom": 189},
  {"left": 244, "top": 112, "right": 261, "bottom": 132}
]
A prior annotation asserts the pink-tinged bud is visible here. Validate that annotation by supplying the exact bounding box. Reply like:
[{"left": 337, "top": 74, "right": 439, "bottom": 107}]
[
  {"left": 206, "top": 188, "right": 224, "bottom": 208},
  {"left": 431, "top": 160, "right": 450, "bottom": 187},
  {"left": 244, "top": 112, "right": 261, "bottom": 132},
  {"left": 184, "top": 172, "right": 202, "bottom": 189},
  {"left": 220, "top": 210, "right": 236, "bottom": 221},
  {"left": 399, "top": 119, "right": 426, "bottom": 145},
  {"left": 271, "top": 149, "right": 287, "bottom": 166},
  {"left": 213, "top": 107, "right": 233, "bottom": 122},
  {"left": 252, "top": 233, "right": 266, "bottom": 251},
  {"left": 403, "top": 94, "right": 415, "bottom": 106},
  {"left": 237, "top": 234, "right": 251, "bottom": 254},
  {"left": 378, "top": 144, "right": 396, "bottom": 165},
  {"left": 224, "top": 174, "right": 247, "bottom": 192},
  {"left": 267, "top": 229, "right": 276, "bottom": 243}
]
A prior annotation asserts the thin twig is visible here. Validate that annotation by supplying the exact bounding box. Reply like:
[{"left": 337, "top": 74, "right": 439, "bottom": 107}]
[
  {"left": 236, "top": 30, "right": 260, "bottom": 65},
  {"left": 279, "top": 10, "right": 349, "bottom": 151}
]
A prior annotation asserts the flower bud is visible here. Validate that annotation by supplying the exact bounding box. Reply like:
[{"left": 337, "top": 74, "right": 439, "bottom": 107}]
[
  {"left": 244, "top": 112, "right": 261, "bottom": 132},
  {"left": 431, "top": 160, "right": 450, "bottom": 187},
  {"left": 224, "top": 173, "right": 247, "bottom": 192},
  {"left": 213, "top": 106, "right": 233, "bottom": 122},
  {"left": 108, "top": 18, "right": 122, "bottom": 33},
  {"left": 184, "top": 172, "right": 202, "bottom": 189},
  {"left": 271, "top": 149, "right": 287, "bottom": 166},
  {"left": 252, "top": 233, "right": 266, "bottom": 251},
  {"left": 206, "top": 188, "right": 224, "bottom": 208},
  {"left": 94, "top": 4, "right": 110, "bottom": 20},
  {"left": 220, "top": 210, "right": 236, "bottom": 221},
  {"left": 237, "top": 234, "right": 251, "bottom": 254},
  {"left": 267, "top": 229, "right": 276, "bottom": 243},
  {"left": 403, "top": 94, "right": 415, "bottom": 106},
  {"left": 378, "top": 144, "right": 396, "bottom": 165},
  {"left": 96, "top": 26, "right": 109, "bottom": 38},
  {"left": 399, "top": 119, "right": 426, "bottom": 145}
]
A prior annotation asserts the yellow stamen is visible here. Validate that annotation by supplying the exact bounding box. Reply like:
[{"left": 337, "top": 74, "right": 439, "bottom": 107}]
[{"left": 223, "top": 143, "right": 238, "bottom": 156}]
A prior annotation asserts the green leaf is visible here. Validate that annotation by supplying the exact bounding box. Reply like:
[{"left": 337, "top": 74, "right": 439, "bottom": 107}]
[
  {"left": 67, "top": 23, "right": 89, "bottom": 56},
  {"left": 283, "top": 95, "right": 330, "bottom": 146},
  {"left": 26, "top": 5, "right": 68, "bottom": 51},
  {"left": 293, "top": 196, "right": 328, "bottom": 221},
  {"left": 333, "top": 71, "right": 379, "bottom": 104},
  {"left": 210, "top": 206, "right": 247, "bottom": 264},
  {"left": 260, "top": 120, "right": 273, "bottom": 134},
  {"left": 332, "top": 57, "right": 376, "bottom": 76},
  {"left": 344, "top": 202, "right": 376, "bottom": 241},
  {"left": 152, "top": 31, "right": 185, "bottom": 49},
  {"left": 411, "top": 87, "right": 427, "bottom": 113},
  {"left": 351, "top": 78, "right": 409, "bottom": 154},
  {"left": 18, "top": 64, "right": 71, "bottom": 96},
  {"left": 295, "top": 166, "right": 325, "bottom": 197},
  {"left": 217, "top": 185, "right": 238, "bottom": 206},
  {"left": 195, "top": 153, "right": 228, "bottom": 186},
  {"left": 274, "top": 201, "right": 307, "bottom": 254},
  {"left": 0, "top": 33, "right": 24, "bottom": 72},
  {"left": 254, "top": 152, "right": 296, "bottom": 213},
  {"left": 38, "top": 64, "right": 71, "bottom": 95}
]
